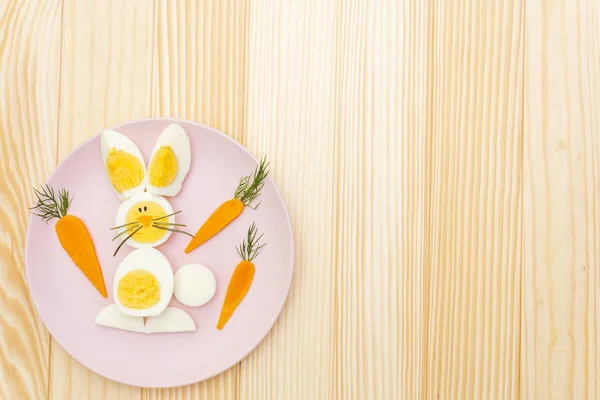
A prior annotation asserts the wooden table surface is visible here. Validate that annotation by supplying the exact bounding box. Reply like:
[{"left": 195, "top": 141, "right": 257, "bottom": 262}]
[{"left": 1, "top": 0, "right": 599, "bottom": 399}]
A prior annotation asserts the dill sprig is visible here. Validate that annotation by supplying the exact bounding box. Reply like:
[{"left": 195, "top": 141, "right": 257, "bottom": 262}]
[
  {"left": 234, "top": 156, "right": 270, "bottom": 208},
  {"left": 30, "top": 184, "right": 72, "bottom": 223},
  {"left": 236, "top": 222, "right": 266, "bottom": 262}
]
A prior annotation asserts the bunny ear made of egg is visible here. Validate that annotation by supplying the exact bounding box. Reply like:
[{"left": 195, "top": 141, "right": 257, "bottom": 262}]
[
  {"left": 145, "top": 124, "right": 191, "bottom": 197},
  {"left": 100, "top": 129, "right": 147, "bottom": 201}
]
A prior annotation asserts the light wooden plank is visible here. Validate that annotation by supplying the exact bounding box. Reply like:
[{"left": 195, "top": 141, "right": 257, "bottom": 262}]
[
  {"left": 142, "top": 1, "right": 249, "bottom": 398},
  {"left": 397, "top": 2, "right": 429, "bottom": 398},
  {"left": 48, "top": 1, "right": 155, "bottom": 398},
  {"left": 0, "top": 1, "right": 62, "bottom": 399},
  {"left": 424, "top": 0, "right": 523, "bottom": 399},
  {"left": 329, "top": 1, "right": 407, "bottom": 399},
  {"left": 523, "top": 0, "right": 600, "bottom": 399},
  {"left": 244, "top": 0, "right": 339, "bottom": 397},
  {"left": 244, "top": 0, "right": 412, "bottom": 398}
]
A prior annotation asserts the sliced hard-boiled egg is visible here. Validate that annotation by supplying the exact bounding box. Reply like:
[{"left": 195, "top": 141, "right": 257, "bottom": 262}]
[
  {"left": 145, "top": 307, "right": 196, "bottom": 333},
  {"left": 174, "top": 263, "right": 216, "bottom": 307},
  {"left": 101, "top": 129, "right": 147, "bottom": 201},
  {"left": 113, "top": 248, "right": 174, "bottom": 317},
  {"left": 95, "top": 304, "right": 145, "bottom": 333},
  {"left": 115, "top": 192, "right": 175, "bottom": 248},
  {"left": 146, "top": 124, "right": 191, "bottom": 197}
]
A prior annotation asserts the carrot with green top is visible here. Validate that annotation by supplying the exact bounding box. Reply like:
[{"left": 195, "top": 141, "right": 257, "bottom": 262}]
[
  {"left": 217, "top": 223, "right": 265, "bottom": 330},
  {"left": 30, "top": 185, "right": 107, "bottom": 298},
  {"left": 185, "top": 157, "right": 270, "bottom": 254}
]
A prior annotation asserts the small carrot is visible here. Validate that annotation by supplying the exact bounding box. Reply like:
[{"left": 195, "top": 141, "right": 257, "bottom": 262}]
[
  {"left": 217, "top": 222, "right": 265, "bottom": 330},
  {"left": 31, "top": 185, "right": 107, "bottom": 298},
  {"left": 185, "top": 157, "right": 270, "bottom": 254}
]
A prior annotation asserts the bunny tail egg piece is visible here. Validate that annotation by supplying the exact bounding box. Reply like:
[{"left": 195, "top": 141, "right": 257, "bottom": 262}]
[
  {"left": 113, "top": 248, "right": 174, "bottom": 317},
  {"left": 100, "top": 129, "right": 147, "bottom": 201},
  {"left": 146, "top": 124, "right": 191, "bottom": 197},
  {"left": 115, "top": 192, "right": 174, "bottom": 248}
]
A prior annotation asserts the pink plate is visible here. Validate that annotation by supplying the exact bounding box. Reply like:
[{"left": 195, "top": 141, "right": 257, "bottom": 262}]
[{"left": 25, "top": 118, "right": 294, "bottom": 388}]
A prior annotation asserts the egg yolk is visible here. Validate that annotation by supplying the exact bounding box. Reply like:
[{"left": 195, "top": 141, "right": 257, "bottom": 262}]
[
  {"left": 124, "top": 201, "right": 168, "bottom": 244},
  {"left": 105, "top": 147, "right": 145, "bottom": 193},
  {"left": 148, "top": 146, "right": 178, "bottom": 187},
  {"left": 117, "top": 270, "right": 160, "bottom": 309}
]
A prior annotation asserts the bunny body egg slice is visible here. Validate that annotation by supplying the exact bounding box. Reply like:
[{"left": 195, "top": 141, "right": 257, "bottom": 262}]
[
  {"left": 113, "top": 248, "right": 174, "bottom": 317},
  {"left": 101, "top": 130, "right": 147, "bottom": 201},
  {"left": 146, "top": 124, "right": 191, "bottom": 197},
  {"left": 116, "top": 192, "right": 174, "bottom": 248}
]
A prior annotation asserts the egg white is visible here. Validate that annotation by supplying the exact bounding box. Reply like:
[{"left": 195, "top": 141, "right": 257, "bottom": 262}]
[
  {"left": 145, "top": 307, "right": 196, "bottom": 334},
  {"left": 115, "top": 192, "right": 174, "bottom": 248},
  {"left": 95, "top": 304, "right": 145, "bottom": 333},
  {"left": 174, "top": 263, "right": 216, "bottom": 307},
  {"left": 146, "top": 124, "right": 191, "bottom": 197},
  {"left": 100, "top": 129, "right": 147, "bottom": 201},
  {"left": 113, "top": 248, "right": 174, "bottom": 317}
]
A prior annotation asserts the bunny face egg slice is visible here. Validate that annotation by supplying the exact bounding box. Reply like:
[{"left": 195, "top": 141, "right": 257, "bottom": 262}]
[
  {"left": 146, "top": 124, "right": 191, "bottom": 197},
  {"left": 113, "top": 248, "right": 174, "bottom": 317},
  {"left": 115, "top": 192, "right": 175, "bottom": 248},
  {"left": 101, "top": 130, "right": 147, "bottom": 201}
]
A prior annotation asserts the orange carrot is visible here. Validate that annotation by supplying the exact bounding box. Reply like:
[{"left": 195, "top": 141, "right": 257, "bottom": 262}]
[
  {"left": 31, "top": 185, "right": 107, "bottom": 298},
  {"left": 185, "top": 157, "right": 269, "bottom": 254},
  {"left": 217, "top": 223, "right": 265, "bottom": 330},
  {"left": 185, "top": 199, "right": 244, "bottom": 253}
]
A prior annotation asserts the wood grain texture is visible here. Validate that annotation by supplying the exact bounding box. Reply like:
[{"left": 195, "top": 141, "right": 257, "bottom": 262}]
[
  {"left": 244, "top": 0, "right": 339, "bottom": 398},
  {"left": 523, "top": 0, "right": 600, "bottom": 399},
  {"left": 0, "top": 1, "right": 62, "bottom": 399},
  {"left": 425, "top": 1, "right": 524, "bottom": 399},
  {"left": 1, "top": 0, "right": 600, "bottom": 398}
]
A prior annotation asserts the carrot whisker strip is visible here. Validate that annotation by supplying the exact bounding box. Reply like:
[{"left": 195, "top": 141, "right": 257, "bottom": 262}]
[
  {"left": 153, "top": 221, "right": 187, "bottom": 227},
  {"left": 110, "top": 220, "right": 140, "bottom": 230},
  {"left": 152, "top": 210, "right": 182, "bottom": 222},
  {"left": 113, "top": 226, "right": 143, "bottom": 257},
  {"left": 151, "top": 224, "right": 194, "bottom": 238},
  {"left": 111, "top": 223, "right": 141, "bottom": 241}
]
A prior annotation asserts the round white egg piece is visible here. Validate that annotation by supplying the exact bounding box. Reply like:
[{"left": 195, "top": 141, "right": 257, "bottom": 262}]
[
  {"left": 100, "top": 129, "right": 147, "bottom": 201},
  {"left": 174, "top": 263, "right": 216, "bottom": 307},
  {"left": 115, "top": 192, "right": 175, "bottom": 248},
  {"left": 113, "top": 248, "right": 174, "bottom": 317},
  {"left": 146, "top": 124, "right": 191, "bottom": 197}
]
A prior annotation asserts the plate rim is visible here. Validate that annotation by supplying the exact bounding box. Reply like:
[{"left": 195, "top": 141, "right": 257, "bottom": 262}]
[{"left": 24, "top": 117, "right": 295, "bottom": 388}]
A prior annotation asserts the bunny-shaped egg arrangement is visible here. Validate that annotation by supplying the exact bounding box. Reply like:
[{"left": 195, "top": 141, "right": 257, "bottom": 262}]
[{"left": 94, "top": 124, "right": 214, "bottom": 334}]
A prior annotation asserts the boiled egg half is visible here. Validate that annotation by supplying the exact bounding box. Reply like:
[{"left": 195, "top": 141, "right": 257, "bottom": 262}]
[
  {"left": 115, "top": 192, "right": 175, "bottom": 248},
  {"left": 101, "top": 129, "right": 147, "bottom": 201},
  {"left": 113, "top": 247, "right": 174, "bottom": 317},
  {"left": 146, "top": 124, "right": 191, "bottom": 197}
]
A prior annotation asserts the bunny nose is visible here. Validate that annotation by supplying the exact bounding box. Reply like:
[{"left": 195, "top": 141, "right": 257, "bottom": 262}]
[{"left": 137, "top": 215, "right": 153, "bottom": 227}]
